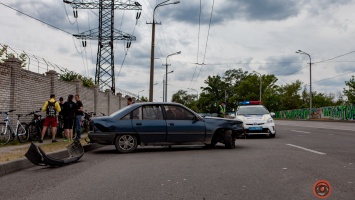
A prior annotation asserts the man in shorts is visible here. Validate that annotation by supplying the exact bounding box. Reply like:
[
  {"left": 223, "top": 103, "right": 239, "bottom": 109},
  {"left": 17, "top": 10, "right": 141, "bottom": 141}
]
[
  {"left": 63, "top": 95, "right": 77, "bottom": 142},
  {"left": 40, "top": 94, "right": 61, "bottom": 143}
]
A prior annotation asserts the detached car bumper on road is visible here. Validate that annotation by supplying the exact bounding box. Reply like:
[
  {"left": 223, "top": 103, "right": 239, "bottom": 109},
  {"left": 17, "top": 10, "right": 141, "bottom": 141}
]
[{"left": 89, "top": 102, "right": 244, "bottom": 153}]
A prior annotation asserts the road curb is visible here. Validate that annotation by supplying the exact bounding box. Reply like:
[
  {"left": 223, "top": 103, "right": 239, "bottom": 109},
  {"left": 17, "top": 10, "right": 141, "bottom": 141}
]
[{"left": 0, "top": 143, "right": 103, "bottom": 177}]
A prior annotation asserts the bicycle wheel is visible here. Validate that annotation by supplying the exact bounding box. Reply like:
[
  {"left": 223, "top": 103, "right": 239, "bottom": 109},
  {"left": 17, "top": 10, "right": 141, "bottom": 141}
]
[
  {"left": 17, "top": 123, "right": 29, "bottom": 143},
  {"left": 26, "top": 123, "right": 40, "bottom": 141},
  {"left": 0, "top": 123, "right": 11, "bottom": 145}
]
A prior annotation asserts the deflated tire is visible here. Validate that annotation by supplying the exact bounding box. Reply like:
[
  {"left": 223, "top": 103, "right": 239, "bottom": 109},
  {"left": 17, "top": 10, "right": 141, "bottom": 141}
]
[{"left": 224, "top": 130, "right": 236, "bottom": 149}]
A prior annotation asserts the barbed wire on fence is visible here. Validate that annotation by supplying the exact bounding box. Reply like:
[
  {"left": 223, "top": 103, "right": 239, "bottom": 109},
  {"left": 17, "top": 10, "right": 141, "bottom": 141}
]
[{"left": 0, "top": 43, "right": 136, "bottom": 97}]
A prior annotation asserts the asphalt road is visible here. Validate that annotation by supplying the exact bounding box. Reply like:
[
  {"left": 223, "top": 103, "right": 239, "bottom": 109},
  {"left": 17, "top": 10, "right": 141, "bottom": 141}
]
[{"left": 0, "top": 120, "right": 354, "bottom": 200}]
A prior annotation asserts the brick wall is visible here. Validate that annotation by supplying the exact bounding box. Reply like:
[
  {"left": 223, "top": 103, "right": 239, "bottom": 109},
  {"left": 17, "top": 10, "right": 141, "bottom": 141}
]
[{"left": 0, "top": 58, "right": 135, "bottom": 124}]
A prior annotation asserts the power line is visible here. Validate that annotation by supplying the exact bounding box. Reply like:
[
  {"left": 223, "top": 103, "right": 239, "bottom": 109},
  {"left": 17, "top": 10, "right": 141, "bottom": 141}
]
[
  {"left": 309, "top": 71, "right": 355, "bottom": 85},
  {"left": 314, "top": 50, "right": 355, "bottom": 64},
  {"left": 189, "top": 0, "right": 202, "bottom": 88},
  {"left": 275, "top": 65, "right": 308, "bottom": 77},
  {"left": 0, "top": 2, "right": 72, "bottom": 35},
  {"left": 61, "top": 0, "right": 77, "bottom": 25},
  {"left": 192, "top": 0, "right": 215, "bottom": 88}
]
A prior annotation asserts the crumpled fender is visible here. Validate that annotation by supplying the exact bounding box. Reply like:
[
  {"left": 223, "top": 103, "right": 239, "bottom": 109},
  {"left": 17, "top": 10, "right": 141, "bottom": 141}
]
[{"left": 25, "top": 140, "right": 84, "bottom": 166}]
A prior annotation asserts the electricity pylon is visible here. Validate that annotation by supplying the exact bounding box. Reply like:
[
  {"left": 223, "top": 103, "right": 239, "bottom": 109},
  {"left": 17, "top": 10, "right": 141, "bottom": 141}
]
[{"left": 63, "top": 0, "right": 142, "bottom": 93}]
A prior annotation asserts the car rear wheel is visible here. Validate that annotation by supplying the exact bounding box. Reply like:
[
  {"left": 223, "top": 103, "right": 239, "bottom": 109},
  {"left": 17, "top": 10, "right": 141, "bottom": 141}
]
[
  {"left": 115, "top": 134, "right": 137, "bottom": 153},
  {"left": 224, "top": 130, "right": 236, "bottom": 149}
]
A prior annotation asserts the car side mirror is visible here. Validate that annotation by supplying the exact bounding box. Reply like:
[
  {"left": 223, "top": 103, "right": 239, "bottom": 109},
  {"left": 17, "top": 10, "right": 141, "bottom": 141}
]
[
  {"left": 270, "top": 112, "right": 276, "bottom": 118},
  {"left": 192, "top": 115, "right": 199, "bottom": 121}
]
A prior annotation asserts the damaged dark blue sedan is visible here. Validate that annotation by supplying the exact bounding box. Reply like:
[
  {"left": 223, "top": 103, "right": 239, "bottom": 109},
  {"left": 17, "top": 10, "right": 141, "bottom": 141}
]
[{"left": 89, "top": 102, "right": 244, "bottom": 153}]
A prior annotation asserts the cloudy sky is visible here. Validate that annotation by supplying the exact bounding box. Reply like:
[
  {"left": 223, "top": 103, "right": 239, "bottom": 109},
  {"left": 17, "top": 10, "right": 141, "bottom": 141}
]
[{"left": 1, "top": 0, "right": 355, "bottom": 101}]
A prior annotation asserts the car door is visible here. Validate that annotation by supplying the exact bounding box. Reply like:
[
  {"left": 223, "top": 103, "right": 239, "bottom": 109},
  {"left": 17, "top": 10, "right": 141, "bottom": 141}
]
[
  {"left": 130, "top": 105, "right": 167, "bottom": 144},
  {"left": 164, "top": 105, "right": 206, "bottom": 143}
]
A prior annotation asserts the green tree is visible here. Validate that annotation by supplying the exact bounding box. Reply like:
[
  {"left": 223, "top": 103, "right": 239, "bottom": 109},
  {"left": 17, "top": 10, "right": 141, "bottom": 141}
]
[
  {"left": 259, "top": 74, "right": 280, "bottom": 112},
  {"left": 171, "top": 90, "right": 197, "bottom": 111},
  {"left": 59, "top": 71, "right": 94, "bottom": 88},
  {"left": 198, "top": 75, "right": 227, "bottom": 112},
  {"left": 312, "top": 92, "right": 336, "bottom": 107},
  {"left": 343, "top": 75, "right": 355, "bottom": 104},
  {"left": 139, "top": 96, "right": 148, "bottom": 102},
  {"left": 278, "top": 80, "right": 303, "bottom": 110},
  {"left": 0, "top": 45, "right": 27, "bottom": 67}
]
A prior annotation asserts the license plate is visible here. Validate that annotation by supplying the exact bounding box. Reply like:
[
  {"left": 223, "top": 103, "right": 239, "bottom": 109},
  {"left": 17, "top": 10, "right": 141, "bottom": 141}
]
[{"left": 249, "top": 126, "right": 262, "bottom": 130}]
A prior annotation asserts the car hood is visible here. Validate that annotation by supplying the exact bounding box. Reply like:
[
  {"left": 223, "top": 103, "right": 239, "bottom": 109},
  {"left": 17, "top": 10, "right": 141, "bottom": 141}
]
[{"left": 204, "top": 116, "right": 243, "bottom": 124}]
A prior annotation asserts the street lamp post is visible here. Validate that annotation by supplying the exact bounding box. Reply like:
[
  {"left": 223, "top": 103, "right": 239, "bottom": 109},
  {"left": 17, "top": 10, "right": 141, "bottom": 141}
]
[
  {"left": 253, "top": 71, "right": 262, "bottom": 102},
  {"left": 296, "top": 50, "right": 312, "bottom": 117},
  {"left": 149, "top": 0, "right": 180, "bottom": 102},
  {"left": 137, "top": 90, "right": 144, "bottom": 101},
  {"left": 188, "top": 88, "right": 199, "bottom": 99},
  {"left": 164, "top": 51, "right": 181, "bottom": 102},
  {"left": 162, "top": 71, "right": 173, "bottom": 102}
]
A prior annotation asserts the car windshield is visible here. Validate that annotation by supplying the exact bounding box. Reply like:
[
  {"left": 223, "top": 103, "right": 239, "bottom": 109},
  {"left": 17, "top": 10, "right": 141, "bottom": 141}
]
[
  {"left": 237, "top": 106, "right": 269, "bottom": 115},
  {"left": 109, "top": 105, "right": 134, "bottom": 117}
]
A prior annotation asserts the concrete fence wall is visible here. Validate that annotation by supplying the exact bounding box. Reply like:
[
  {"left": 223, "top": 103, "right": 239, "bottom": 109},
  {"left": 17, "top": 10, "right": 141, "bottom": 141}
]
[
  {"left": 275, "top": 104, "right": 355, "bottom": 120},
  {"left": 0, "top": 58, "right": 135, "bottom": 124}
]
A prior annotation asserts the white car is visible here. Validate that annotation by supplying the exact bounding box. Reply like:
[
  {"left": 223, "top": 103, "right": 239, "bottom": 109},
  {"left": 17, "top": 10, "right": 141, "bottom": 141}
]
[{"left": 234, "top": 104, "right": 276, "bottom": 138}]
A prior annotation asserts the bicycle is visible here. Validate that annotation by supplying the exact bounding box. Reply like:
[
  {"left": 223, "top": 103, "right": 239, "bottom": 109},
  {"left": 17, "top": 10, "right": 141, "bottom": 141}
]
[
  {"left": 25, "top": 110, "right": 44, "bottom": 141},
  {"left": 0, "top": 110, "right": 28, "bottom": 145},
  {"left": 83, "top": 111, "right": 95, "bottom": 143},
  {"left": 82, "top": 111, "right": 95, "bottom": 133}
]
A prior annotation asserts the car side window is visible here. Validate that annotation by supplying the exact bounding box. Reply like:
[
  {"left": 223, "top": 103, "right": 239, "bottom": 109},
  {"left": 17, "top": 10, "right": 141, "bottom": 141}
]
[
  {"left": 131, "top": 107, "right": 142, "bottom": 120},
  {"left": 164, "top": 105, "right": 195, "bottom": 120},
  {"left": 121, "top": 112, "right": 131, "bottom": 120},
  {"left": 142, "top": 105, "right": 163, "bottom": 120}
]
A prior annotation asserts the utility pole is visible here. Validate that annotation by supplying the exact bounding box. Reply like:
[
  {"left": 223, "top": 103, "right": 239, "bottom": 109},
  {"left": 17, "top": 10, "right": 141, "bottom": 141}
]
[
  {"left": 296, "top": 50, "right": 312, "bottom": 117},
  {"left": 147, "top": 0, "right": 180, "bottom": 102},
  {"left": 63, "top": 0, "right": 142, "bottom": 94},
  {"left": 163, "top": 51, "right": 180, "bottom": 102}
]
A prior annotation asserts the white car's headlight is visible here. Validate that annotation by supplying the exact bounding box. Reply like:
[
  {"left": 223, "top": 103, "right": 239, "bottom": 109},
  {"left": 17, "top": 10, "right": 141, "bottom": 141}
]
[{"left": 267, "top": 118, "right": 273, "bottom": 123}]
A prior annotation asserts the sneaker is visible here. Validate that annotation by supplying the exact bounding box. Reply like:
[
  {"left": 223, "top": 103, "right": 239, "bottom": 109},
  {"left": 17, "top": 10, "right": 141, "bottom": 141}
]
[
  {"left": 52, "top": 140, "right": 58, "bottom": 143},
  {"left": 39, "top": 139, "right": 43, "bottom": 143},
  {"left": 64, "top": 139, "right": 69, "bottom": 142}
]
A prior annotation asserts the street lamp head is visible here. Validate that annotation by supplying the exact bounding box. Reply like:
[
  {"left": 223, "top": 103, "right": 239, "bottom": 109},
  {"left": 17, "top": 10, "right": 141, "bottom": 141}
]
[
  {"left": 177, "top": 51, "right": 181, "bottom": 54},
  {"left": 173, "top": 1, "right": 180, "bottom": 4}
]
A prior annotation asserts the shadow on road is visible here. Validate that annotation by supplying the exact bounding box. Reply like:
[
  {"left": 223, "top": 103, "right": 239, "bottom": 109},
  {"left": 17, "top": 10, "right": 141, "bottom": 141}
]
[
  {"left": 244, "top": 135, "right": 280, "bottom": 139},
  {"left": 91, "top": 143, "right": 248, "bottom": 154}
]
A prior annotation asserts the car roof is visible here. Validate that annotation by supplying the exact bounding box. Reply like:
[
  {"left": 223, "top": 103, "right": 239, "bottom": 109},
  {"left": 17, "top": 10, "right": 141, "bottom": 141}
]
[{"left": 110, "top": 102, "right": 200, "bottom": 119}]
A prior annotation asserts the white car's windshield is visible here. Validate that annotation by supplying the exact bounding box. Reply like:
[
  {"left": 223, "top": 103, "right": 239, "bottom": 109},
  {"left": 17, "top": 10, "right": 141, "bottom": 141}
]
[{"left": 237, "top": 106, "right": 269, "bottom": 115}]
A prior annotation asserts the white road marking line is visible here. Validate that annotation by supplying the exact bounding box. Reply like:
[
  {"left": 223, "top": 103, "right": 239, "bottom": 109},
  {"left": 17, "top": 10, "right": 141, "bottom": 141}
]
[
  {"left": 286, "top": 144, "right": 326, "bottom": 155},
  {"left": 291, "top": 130, "right": 310, "bottom": 133}
]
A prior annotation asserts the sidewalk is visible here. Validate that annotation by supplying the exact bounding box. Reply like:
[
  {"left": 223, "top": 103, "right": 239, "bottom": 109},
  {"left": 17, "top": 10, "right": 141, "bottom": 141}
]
[{"left": 0, "top": 134, "right": 102, "bottom": 177}]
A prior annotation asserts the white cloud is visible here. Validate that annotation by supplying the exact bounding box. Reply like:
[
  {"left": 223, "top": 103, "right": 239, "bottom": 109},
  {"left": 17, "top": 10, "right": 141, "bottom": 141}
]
[{"left": 1, "top": 0, "right": 355, "bottom": 101}]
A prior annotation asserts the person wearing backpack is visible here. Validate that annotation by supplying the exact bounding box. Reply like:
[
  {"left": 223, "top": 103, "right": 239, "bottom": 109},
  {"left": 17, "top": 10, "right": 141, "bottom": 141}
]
[{"left": 39, "top": 94, "right": 61, "bottom": 143}]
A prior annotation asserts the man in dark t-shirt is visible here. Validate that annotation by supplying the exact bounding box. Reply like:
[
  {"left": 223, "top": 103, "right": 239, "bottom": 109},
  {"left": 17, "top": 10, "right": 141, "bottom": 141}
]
[
  {"left": 63, "top": 95, "right": 77, "bottom": 142},
  {"left": 74, "top": 94, "right": 84, "bottom": 140}
]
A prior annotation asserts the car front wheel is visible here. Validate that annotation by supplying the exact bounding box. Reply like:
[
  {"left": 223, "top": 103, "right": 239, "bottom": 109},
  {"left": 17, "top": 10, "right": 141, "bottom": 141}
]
[
  {"left": 115, "top": 134, "right": 138, "bottom": 153},
  {"left": 224, "top": 130, "right": 236, "bottom": 149},
  {"left": 269, "top": 132, "right": 276, "bottom": 138}
]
